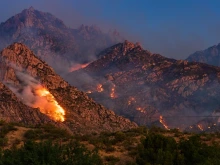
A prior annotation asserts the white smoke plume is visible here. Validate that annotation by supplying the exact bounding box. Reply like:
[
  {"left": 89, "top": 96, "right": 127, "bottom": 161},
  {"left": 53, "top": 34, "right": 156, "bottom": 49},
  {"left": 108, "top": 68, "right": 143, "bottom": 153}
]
[{"left": 5, "top": 71, "right": 65, "bottom": 122}]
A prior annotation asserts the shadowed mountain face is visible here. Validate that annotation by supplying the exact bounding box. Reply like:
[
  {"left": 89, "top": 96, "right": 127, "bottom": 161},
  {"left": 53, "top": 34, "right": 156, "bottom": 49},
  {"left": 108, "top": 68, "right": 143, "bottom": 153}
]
[
  {"left": 0, "top": 7, "right": 123, "bottom": 74},
  {"left": 187, "top": 43, "right": 220, "bottom": 67},
  {"left": 66, "top": 40, "right": 220, "bottom": 131},
  {"left": 0, "top": 43, "right": 137, "bottom": 134}
]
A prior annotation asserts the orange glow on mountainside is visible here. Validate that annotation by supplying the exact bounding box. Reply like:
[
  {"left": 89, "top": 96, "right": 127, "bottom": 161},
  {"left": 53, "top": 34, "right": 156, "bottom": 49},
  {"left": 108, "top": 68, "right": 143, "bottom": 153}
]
[
  {"left": 69, "top": 63, "right": 91, "bottom": 72},
  {"left": 97, "top": 84, "right": 104, "bottom": 92},
  {"left": 159, "top": 116, "right": 169, "bottom": 130},
  {"left": 33, "top": 86, "right": 65, "bottom": 122},
  {"left": 110, "top": 84, "right": 116, "bottom": 98}
]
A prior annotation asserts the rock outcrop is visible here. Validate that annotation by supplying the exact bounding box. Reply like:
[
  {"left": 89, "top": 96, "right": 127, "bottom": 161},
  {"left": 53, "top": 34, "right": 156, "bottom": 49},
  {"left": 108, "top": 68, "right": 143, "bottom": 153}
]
[{"left": 0, "top": 43, "right": 137, "bottom": 134}]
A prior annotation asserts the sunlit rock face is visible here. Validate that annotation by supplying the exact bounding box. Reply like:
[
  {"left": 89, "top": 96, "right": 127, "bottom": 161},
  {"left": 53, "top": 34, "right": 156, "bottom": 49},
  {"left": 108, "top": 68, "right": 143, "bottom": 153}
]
[
  {"left": 0, "top": 43, "right": 137, "bottom": 134},
  {"left": 67, "top": 40, "right": 220, "bottom": 131},
  {"left": 0, "top": 7, "right": 123, "bottom": 75}
]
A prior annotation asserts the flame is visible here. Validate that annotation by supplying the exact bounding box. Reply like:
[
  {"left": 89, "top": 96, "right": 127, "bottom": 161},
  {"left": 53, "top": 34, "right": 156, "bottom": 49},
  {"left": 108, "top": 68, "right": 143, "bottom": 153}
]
[
  {"left": 128, "top": 97, "right": 136, "bottom": 105},
  {"left": 159, "top": 116, "right": 169, "bottom": 130},
  {"left": 136, "top": 107, "right": 145, "bottom": 113},
  {"left": 197, "top": 124, "right": 203, "bottom": 131},
  {"left": 110, "top": 84, "right": 116, "bottom": 98},
  {"left": 69, "top": 63, "right": 90, "bottom": 72},
  {"left": 33, "top": 86, "right": 65, "bottom": 122},
  {"left": 97, "top": 84, "right": 104, "bottom": 92}
]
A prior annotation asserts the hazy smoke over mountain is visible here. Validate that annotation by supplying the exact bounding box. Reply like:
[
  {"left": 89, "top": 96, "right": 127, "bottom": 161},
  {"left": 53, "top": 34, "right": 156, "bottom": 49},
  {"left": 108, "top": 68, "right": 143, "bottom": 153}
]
[{"left": 1, "top": 0, "right": 220, "bottom": 60}]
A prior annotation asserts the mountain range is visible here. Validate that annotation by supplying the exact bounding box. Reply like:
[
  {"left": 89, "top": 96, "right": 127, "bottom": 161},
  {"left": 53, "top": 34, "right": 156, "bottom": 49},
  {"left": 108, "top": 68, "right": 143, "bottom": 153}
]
[
  {"left": 0, "top": 43, "right": 137, "bottom": 134},
  {"left": 66, "top": 40, "right": 220, "bottom": 132},
  {"left": 0, "top": 7, "right": 122, "bottom": 75},
  {"left": 0, "top": 7, "right": 220, "bottom": 133}
]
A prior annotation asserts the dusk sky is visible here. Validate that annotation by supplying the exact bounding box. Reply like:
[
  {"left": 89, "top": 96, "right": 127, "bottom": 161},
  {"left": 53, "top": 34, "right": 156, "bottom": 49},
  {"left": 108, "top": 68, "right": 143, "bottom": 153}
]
[{"left": 0, "top": 0, "right": 220, "bottom": 59}]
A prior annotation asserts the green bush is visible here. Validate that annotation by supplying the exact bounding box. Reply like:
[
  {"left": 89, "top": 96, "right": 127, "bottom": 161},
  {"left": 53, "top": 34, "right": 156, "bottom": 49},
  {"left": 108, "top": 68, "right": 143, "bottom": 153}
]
[{"left": 0, "top": 140, "right": 103, "bottom": 165}]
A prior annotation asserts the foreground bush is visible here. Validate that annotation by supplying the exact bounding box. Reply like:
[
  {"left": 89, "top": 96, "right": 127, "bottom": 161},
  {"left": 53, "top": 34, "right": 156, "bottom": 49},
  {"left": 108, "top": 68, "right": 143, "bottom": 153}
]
[{"left": 0, "top": 140, "right": 102, "bottom": 165}]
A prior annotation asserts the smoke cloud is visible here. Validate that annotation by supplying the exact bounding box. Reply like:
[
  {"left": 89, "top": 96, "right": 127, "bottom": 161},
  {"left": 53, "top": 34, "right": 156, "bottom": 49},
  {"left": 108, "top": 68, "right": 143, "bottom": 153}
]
[{"left": 5, "top": 71, "right": 65, "bottom": 121}]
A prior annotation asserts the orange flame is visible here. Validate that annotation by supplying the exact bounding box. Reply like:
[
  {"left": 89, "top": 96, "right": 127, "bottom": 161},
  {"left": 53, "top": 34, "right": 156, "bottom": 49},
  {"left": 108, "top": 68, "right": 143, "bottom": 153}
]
[
  {"left": 97, "top": 84, "right": 104, "bottom": 92},
  {"left": 159, "top": 116, "right": 169, "bottom": 130},
  {"left": 128, "top": 97, "right": 136, "bottom": 105},
  {"left": 69, "top": 63, "right": 91, "bottom": 72},
  {"left": 197, "top": 124, "right": 203, "bottom": 131},
  {"left": 136, "top": 107, "right": 145, "bottom": 113},
  {"left": 110, "top": 84, "right": 116, "bottom": 98},
  {"left": 33, "top": 86, "right": 65, "bottom": 122}
]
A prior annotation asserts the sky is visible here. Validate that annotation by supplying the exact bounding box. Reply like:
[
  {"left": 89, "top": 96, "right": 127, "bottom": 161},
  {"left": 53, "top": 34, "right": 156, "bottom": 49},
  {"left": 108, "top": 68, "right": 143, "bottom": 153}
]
[{"left": 0, "top": 0, "right": 220, "bottom": 59}]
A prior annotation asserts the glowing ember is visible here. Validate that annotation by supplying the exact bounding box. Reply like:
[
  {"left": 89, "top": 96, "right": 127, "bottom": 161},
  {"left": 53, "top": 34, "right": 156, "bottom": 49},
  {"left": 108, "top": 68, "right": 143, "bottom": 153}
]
[
  {"left": 159, "top": 116, "right": 169, "bottom": 130},
  {"left": 69, "top": 63, "right": 91, "bottom": 72},
  {"left": 197, "top": 124, "right": 203, "bottom": 131},
  {"left": 33, "top": 86, "right": 65, "bottom": 122},
  {"left": 128, "top": 97, "right": 136, "bottom": 105},
  {"left": 136, "top": 107, "right": 145, "bottom": 113},
  {"left": 97, "top": 84, "right": 104, "bottom": 92},
  {"left": 110, "top": 84, "right": 116, "bottom": 98}
]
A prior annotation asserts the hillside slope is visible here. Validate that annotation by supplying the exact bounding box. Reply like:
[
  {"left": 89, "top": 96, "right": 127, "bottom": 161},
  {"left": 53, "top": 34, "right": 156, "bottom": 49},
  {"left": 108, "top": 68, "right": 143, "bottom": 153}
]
[
  {"left": 66, "top": 40, "right": 220, "bottom": 131},
  {"left": 0, "top": 43, "right": 137, "bottom": 133}
]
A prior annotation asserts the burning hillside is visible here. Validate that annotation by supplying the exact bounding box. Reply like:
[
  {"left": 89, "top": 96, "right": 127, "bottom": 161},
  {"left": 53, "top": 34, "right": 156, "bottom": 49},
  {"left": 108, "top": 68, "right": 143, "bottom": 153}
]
[
  {"left": 33, "top": 86, "right": 65, "bottom": 122},
  {"left": 4, "top": 71, "right": 65, "bottom": 122},
  {"left": 66, "top": 40, "right": 220, "bottom": 131},
  {"left": 0, "top": 43, "right": 137, "bottom": 133}
]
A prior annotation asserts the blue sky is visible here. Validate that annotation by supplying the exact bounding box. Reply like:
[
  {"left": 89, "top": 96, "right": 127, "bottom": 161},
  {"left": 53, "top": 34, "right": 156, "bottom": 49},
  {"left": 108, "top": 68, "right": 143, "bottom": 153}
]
[{"left": 0, "top": 0, "right": 220, "bottom": 59}]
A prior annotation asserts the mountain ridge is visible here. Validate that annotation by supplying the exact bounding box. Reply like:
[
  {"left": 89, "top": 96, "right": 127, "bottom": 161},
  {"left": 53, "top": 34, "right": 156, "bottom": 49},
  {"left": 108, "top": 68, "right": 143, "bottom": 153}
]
[
  {"left": 0, "top": 42, "right": 137, "bottom": 134},
  {"left": 0, "top": 7, "right": 123, "bottom": 74},
  {"left": 66, "top": 40, "right": 220, "bottom": 132}
]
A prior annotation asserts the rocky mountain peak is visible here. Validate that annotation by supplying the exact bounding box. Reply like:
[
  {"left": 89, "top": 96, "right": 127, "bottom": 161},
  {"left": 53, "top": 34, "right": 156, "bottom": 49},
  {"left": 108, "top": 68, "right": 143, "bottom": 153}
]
[
  {"left": 121, "top": 40, "right": 143, "bottom": 55},
  {"left": 27, "top": 6, "right": 35, "bottom": 11}
]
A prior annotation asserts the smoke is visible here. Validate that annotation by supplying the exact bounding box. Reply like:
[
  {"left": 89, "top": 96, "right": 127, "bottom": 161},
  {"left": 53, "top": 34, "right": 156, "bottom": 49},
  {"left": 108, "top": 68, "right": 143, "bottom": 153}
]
[{"left": 5, "top": 71, "right": 65, "bottom": 121}]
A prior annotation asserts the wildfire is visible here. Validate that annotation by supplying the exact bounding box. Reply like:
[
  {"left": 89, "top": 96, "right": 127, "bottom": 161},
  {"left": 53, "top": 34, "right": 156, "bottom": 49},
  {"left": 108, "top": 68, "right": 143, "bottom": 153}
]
[
  {"left": 33, "top": 86, "right": 65, "bottom": 122},
  {"left": 110, "top": 84, "right": 116, "bottom": 98},
  {"left": 159, "top": 116, "right": 169, "bottom": 130},
  {"left": 128, "top": 97, "right": 136, "bottom": 105},
  {"left": 97, "top": 84, "right": 104, "bottom": 92},
  {"left": 69, "top": 62, "right": 91, "bottom": 72},
  {"left": 136, "top": 107, "right": 145, "bottom": 113},
  {"left": 197, "top": 124, "right": 203, "bottom": 131}
]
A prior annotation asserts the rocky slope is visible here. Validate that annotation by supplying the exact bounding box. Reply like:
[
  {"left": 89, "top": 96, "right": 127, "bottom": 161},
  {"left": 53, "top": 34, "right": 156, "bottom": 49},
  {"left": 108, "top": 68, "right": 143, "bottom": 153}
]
[
  {"left": 66, "top": 40, "right": 220, "bottom": 131},
  {"left": 187, "top": 43, "right": 220, "bottom": 67},
  {"left": 0, "top": 7, "right": 122, "bottom": 74},
  {"left": 0, "top": 43, "right": 137, "bottom": 134}
]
